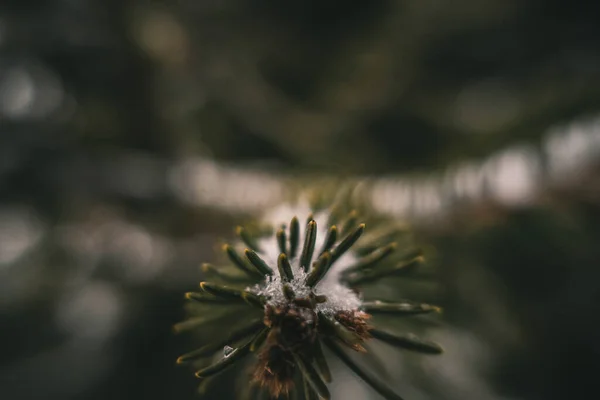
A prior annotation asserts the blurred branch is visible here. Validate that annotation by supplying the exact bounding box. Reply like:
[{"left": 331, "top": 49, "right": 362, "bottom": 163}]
[{"left": 48, "top": 114, "right": 600, "bottom": 229}]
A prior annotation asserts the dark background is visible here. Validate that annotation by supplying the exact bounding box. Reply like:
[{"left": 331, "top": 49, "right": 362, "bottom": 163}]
[{"left": 1, "top": 1, "right": 600, "bottom": 399}]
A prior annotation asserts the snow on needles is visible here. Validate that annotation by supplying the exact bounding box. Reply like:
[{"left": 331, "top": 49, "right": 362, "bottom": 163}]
[{"left": 249, "top": 201, "right": 362, "bottom": 315}]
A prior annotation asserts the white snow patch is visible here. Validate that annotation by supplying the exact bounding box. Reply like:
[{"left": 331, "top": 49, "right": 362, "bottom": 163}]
[{"left": 250, "top": 201, "right": 362, "bottom": 315}]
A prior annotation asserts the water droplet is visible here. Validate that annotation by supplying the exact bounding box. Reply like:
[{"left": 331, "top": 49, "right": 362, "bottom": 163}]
[{"left": 223, "top": 345, "right": 235, "bottom": 358}]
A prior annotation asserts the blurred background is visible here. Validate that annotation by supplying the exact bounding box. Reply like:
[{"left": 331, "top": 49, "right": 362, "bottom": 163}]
[{"left": 1, "top": 1, "right": 600, "bottom": 399}]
